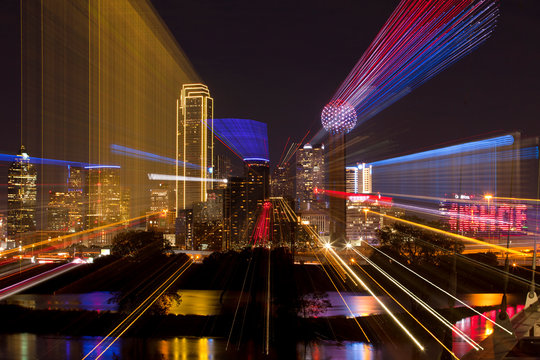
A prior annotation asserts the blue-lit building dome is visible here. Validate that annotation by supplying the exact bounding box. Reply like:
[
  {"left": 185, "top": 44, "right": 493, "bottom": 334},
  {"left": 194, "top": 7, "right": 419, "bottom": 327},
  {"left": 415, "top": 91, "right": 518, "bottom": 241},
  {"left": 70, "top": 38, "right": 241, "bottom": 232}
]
[{"left": 321, "top": 99, "right": 357, "bottom": 135}]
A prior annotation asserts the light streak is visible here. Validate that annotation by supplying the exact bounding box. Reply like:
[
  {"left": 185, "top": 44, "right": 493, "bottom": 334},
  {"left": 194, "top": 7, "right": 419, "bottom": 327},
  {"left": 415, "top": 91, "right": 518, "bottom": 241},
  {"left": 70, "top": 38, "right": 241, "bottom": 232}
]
[
  {"left": 370, "top": 135, "right": 513, "bottom": 167},
  {"left": 212, "top": 118, "right": 269, "bottom": 162},
  {"left": 111, "top": 144, "right": 199, "bottom": 169},
  {"left": 309, "top": 243, "right": 370, "bottom": 342},
  {"left": 84, "top": 165, "right": 121, "bottom": 169},
  {"left": 366, "top": 243, "right": 513, "bottom": 335},
  {"left": 354, "top": 264, "right": 459, "bottom": 359},
  {"left": 329, "top": 0, "right": 500, "bottom": 128},
  {"left": 0, "top": 153, "right": 100, "bottom": 168},
  {"left": 83, "top": 260, "right": 192, "bottom": 360},
  {"left": 369, "top": 210, "right": 527, "bottom": 256},
  {"left": 491, "top": 196, "right": 540, "bottom": 203},
  {"left": 300, "top": 221, "right": 425, "bottom": 350},
  {"left": 0, "top": 263, "right": 82, "bottom": 301},
  {"left": 0, "top": 212, "right": 161, "bottom": 258},
  {"left": 352, "top": 248, "right": 483, "bottom": 350},
  {"left": 328, "top": 246, "right": 425, "bottom": 351},
  {"left": 148, "top": 173, "right": 227, "bottom": 183}
]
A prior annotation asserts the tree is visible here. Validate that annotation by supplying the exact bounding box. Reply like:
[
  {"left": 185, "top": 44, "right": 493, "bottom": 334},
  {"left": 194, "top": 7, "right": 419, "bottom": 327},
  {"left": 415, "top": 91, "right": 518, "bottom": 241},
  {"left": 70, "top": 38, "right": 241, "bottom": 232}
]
[
  {"left": 111, "top": 230, "right": 172, "bottom": 258},
  {"left": 376, "top": 219, "right": 464, "bottom": 266}
]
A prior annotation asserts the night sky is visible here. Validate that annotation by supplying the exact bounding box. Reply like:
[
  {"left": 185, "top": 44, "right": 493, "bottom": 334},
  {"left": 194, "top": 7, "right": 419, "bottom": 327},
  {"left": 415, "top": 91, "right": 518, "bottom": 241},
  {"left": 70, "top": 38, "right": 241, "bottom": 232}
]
[
  {"left": 1, "top": 0, "right": 539, "bottom": 165},
  {"left": 149, "top": 0, "right": 540, "bottom": 165}
]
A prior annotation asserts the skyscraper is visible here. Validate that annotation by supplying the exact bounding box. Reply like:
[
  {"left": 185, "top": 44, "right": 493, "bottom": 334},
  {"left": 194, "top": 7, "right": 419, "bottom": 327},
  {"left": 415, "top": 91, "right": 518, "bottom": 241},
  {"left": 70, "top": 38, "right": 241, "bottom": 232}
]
[
  {"left": 226, "top": 176, "right": 248, "bottom": 248},
  {"left": 345, "top": 163, "right": 372, "bottom": 194},
  {"left": 296, "top": 143, "right": 325, "bottom": 211},
  {"left": 7, "top": 146, "right": 37, "bottom": 242},
  {"left": 87, "top": 166, "right": 129, "bottom": 244},
  {"left": 176, "top": 83, "right": 214, "bottom": 211},
  {"left": 245, "top": 160, "right": 270, "bottom": 231}
]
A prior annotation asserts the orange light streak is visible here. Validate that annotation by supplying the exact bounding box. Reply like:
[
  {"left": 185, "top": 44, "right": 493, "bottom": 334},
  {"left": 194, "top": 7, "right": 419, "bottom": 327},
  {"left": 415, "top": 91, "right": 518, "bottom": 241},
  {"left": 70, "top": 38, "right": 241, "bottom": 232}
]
[{"left": 368, "top": 210, "right": 526, "bottom": 256}]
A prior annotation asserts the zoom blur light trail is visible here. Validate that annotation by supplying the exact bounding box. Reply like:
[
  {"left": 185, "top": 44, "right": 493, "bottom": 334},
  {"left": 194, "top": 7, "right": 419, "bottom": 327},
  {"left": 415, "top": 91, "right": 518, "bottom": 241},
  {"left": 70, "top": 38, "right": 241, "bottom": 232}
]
[
  {"left": 368, "top": 210, "right": 526, "bottom": 256},
  {"left": 329, "top": 0, "right": 499, "bottom": 128},
  {"left": 83, "top": 260, "right": 193, "bottom": 360},
  {"left": 148, "top": 173, "right": 228, "bottom": 183},
  {"left": 366, "top": 243, "right": 513, "bottom": 335},
  {"left": 212, "top": 119, "right": 270, "bottom": 162},
  {"left": 111, "top": 144, "right": 200, "bottom": 169},
  {"left": 299, "top": 222, "right": 425, "bottom": 351},
  {"left": 353, "top": 248, "right": 483, "bottom": 350},
  {"left": 0, "top": 212, "right": 161, "bottom": 258}
]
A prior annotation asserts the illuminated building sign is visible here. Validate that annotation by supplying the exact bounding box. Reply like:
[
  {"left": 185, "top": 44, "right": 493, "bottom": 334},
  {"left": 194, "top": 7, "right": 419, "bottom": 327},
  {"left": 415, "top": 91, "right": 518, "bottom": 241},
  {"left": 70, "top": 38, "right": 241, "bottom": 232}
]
[{"left": 440, "top": 195, "right": 527, "bottom": 235}]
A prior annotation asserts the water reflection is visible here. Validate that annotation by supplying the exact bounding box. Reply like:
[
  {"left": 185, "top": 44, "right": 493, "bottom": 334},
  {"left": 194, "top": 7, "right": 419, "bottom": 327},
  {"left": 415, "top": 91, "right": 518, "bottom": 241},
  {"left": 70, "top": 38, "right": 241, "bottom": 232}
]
[
  {"left": 2, "top": 292, "right": 117, "bottom": 312},
  {"left": 3, "top": 291, "right": 521, "bottom": 318},
  {"left": 452, "top": 304, "right": 524, "bottom": 357},
  {"left": 321, "top": 292, "right": 521, "bottom": 317}
]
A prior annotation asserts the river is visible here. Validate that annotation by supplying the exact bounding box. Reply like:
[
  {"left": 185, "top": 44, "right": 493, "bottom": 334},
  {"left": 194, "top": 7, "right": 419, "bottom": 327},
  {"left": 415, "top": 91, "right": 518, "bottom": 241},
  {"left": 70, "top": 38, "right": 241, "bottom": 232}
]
[{"left": 0, "top": 291, "right": 524, "bottom": 359}]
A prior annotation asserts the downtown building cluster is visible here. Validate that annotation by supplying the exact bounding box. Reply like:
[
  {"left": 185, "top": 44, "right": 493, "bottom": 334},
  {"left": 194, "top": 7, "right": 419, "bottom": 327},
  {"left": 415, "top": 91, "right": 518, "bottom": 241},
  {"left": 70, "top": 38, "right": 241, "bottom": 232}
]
[
  {"left": 172, "top": 84, "right": 270, "bottom": 251},
  {"left": 1, "top": 147, "right": 131, "bottom": 250}
]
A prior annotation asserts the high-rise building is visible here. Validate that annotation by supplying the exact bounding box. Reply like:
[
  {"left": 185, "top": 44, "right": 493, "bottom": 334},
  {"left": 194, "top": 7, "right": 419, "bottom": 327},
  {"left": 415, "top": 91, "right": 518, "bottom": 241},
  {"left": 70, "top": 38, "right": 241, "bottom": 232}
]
[
  {"left": 214, "top": 154, "right": 232, "bottom": 189},
  {"left": 7, "top": 146, "right": 37, "bottom": 242},
  {"left": 192, "top": 189, "right": 225, "bottom": 251},
  {"left": 149, "top": 183, "right": 174, "bottom": 212},
  {"left": 345, "top": 163, "right": 372, "bottom": 194},
  {"left": 47, "top": 191, "right": 69, "bottom": 231},
  {"left": 176, "top": 84, "right": 214, "bottom": 211},
  {"left": 271, "top": 164, "right": 295, "bottom": 201},
  {"left": 245, "top": 160, "right": 270, "bottom": 232},
  {"left": 66, "top": 166, "right": 85, "bottom": 232},
  {"left": 87, "top": 166, "right": 129, "bottom": 243},
  {"left": 46, "top": 166, "right": 85, "bottom": 233},
  {"left": 225, "top": 176, "right": 248, "bottom": 248},
  {"left": 296, "top": 143, "right": 325, "bottom": 211}
]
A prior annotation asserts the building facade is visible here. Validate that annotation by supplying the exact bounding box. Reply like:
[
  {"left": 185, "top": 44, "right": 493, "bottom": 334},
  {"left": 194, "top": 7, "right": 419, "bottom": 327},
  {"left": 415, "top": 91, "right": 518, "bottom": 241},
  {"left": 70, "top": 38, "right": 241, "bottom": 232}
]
[
  {"left": 7, "top": 146, "right": 37, "bottom": 243},
  {"left": 176, "top": 83, "right": 214, "bottom": 211},
  {"left": 87, "top": 166, "right": 129, "bottom": 244},
  {"left": 345, "top": 163, "right": 373, "bottom": 194},
  {"left": 296, "top": 143, "right": 325, "bottom": 211}
]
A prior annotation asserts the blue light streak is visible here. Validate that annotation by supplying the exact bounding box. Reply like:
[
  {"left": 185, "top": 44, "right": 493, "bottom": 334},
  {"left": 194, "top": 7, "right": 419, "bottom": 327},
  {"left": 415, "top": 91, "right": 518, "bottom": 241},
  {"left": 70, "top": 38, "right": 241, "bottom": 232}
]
[
  {"left": 110, "top": 144, "right": 200, "bottom": 169},
  {"left": 212, "top": 119, "right": 269, "bottom": 162},
  {"left": 0, "top": 153, "right": 100, "bottom": 168},
  {"left": 369, "top": 135, "right": 514, "bottom": 167}
]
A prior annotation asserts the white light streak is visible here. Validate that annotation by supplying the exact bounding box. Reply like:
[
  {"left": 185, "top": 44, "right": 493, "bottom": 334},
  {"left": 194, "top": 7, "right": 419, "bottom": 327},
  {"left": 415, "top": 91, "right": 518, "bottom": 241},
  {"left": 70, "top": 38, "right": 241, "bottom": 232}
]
[{"left": 148, "top": 173, "right": 227, "bottom": 183}]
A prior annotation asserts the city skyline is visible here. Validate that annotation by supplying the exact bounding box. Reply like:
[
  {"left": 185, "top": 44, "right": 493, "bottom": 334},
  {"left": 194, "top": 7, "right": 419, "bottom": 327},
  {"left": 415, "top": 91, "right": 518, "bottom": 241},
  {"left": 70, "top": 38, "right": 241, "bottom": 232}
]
[{"left": 0, "top": 1, "right": 539, "bottom": 359}]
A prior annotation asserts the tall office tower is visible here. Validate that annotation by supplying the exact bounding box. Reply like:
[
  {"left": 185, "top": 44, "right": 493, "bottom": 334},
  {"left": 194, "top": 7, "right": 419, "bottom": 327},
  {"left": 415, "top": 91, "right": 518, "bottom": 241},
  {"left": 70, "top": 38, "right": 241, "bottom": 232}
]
[
  {"left": 296, "top": 143, "right": 325, "bottom": 211},
  {"left": 192, "top": 189, "right": 225, "bottom": 251},
  {"left": 7, "top": 146, "right": 37, "bottom": 242},
  {"left": 271, "top": 164, "right": 295, "bottom": 200},
  {"left": 147, "top": 183, "right": 175, "bottom": 234},
  {"left": 176, "top": 84, "right": 214, "bottom": 211},
  {"left": 345, "top": 163, "right": 373, "bottom": 194},
  {"left": 87, "top": 166, "right": 129, "bottom": 243},
  {"left": 47, "top": 191, "right": 69, "bottom": 231},
  {"left": 150, "top": 183, "right": 174, "bottom": 212},
  {"left": 66, "top": 166, "right": 85, "bottom": 232},
  {"left": 214, "top": 154, "right": 232, "bottom": 189},
  {"left": 321, "top": 100, "right": 357, "bottom": 245},
  {"left": 225, "top": 177, "right": 248, "bottom": 248},
  {"left": 245, "top": 160, "right": 270, "bottom": 231}
]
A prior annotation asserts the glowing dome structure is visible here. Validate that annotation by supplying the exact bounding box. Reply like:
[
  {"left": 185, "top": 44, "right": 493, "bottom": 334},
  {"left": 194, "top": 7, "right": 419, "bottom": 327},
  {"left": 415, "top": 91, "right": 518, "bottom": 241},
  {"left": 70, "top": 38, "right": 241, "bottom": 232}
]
[{"left": 321, "top": 99, "right": 357, "bottom": 135}]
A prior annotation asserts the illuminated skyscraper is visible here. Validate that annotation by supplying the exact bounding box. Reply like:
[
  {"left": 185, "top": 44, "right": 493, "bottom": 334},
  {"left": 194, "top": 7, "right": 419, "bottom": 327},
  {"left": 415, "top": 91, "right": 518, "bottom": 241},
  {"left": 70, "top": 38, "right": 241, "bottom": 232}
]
[
  {"left": 47, "top": 191, "right": 69, "bottom": 231},
  {"left": 296, "top": 143, "right": 325, "bottom": 211},
  {"left": 226, "top": 177, "right": 248, "bottom": 248},
  {"left": 66, "top": 166, "right": 85, "bottom": 232},
  {"left": 245, "top": 160, "right": 270, "bottom": 231},
  {"left": 7, "top": 146, "right": 37, "bottom": 241},
  {"left": 176, "top": 84, "right": 214, "bottom": 211},
  {"left": 87, "top": 166, "right": 129, "bottom": 244},
  {"left": 345, "top": 163, "right": 372, "bottom": 194}
]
